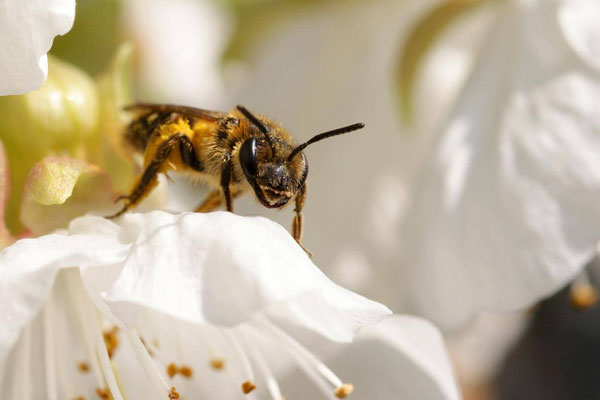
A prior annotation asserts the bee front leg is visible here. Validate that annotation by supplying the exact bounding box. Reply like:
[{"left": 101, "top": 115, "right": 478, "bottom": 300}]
[
  {"left": 292, "top": 183, "right": 312, "bottom": 257},
  {"left": 220, "top": 152, "right": 234, "bottom": 212},
  {"left": 107, "top": 135, "right": 179, "bottom": 219}
]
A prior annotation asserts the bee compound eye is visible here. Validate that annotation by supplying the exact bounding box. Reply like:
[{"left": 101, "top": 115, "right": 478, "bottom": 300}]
[{"left": 239, "top": 137, "right": 258, "bottom": 177}]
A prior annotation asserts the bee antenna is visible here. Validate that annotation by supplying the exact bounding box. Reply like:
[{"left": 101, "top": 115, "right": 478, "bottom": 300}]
[
  {"left": 287, "top": 122, "right": 365, "bottom": 161},
  {"left": 236, "top": 105, "right": 272, "bottom": 146}
]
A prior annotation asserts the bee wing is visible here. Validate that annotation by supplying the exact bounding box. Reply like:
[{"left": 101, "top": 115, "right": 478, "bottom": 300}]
[{"left": 124, "top": 103, "right": 226, "bottom": 122}]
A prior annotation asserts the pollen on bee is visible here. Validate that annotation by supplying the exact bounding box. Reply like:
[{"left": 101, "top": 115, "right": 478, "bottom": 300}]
[
  {"left": 241, "top": 381, "right": 256, "bottom": 394},
  {"left": 77, "top": 361, "right": 90, "bottom": 373},
  {"left": 334, "top": 383, "right": 354, "bottom": 398},
  {"left": 210, "top": 357, "right": 225, "bottom": 370}
]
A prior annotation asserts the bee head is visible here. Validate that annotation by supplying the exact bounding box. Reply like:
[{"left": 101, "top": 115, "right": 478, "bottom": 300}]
[
  {"left": 239, "top": 137, "right": 307, "bottom": 208},
  {"left": 236, "top": 105, "right": 364, "bottom": 209}
]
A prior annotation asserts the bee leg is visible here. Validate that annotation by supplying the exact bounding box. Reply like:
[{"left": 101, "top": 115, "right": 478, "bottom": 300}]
[
  {"left": 179, "top": 135, "right": 204, "bottom": 172},
  {"left": 195, "top": 188, "right": 243, "bottom": 213},
  {"left": 292, "top": 184, "right": 312, "bottom": 257},
  {"left": 220, "top": 152, "right": 234, "bottom": 212},
  {"left": 106, "top": 136, "right": 179, "bottom": 219}
]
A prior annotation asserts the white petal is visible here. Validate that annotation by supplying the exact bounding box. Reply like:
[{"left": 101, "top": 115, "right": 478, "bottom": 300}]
[
  {"left": 0, "top": 0, "right": 75, "bottom": 95},
  {"left": 559, "top": 0, "right": 600, "bottom": 71},
  {"left": 102, "top": 211, "right": 391, "bottom": 341},
  {"left": 0, "top": 217, "right": 127, "bottom": 363},
  {"left": 402, "top": 0, "right": 600, "bottom": 330}
]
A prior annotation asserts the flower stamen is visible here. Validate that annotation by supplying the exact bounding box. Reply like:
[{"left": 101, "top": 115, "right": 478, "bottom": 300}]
[
  {"left": 256, "top": 317, "right": 353, "bottom": 399},
  {"left": 222, "top": 328, "right": 256, "bottom": 394},
  {"left": 65, "top": 270, "right": 123, "bottom": 400},
  {"left": 126, "top": 329, "right": 174, "bottom": 398},
  {"left": 242, "top": 329, "right": 284, "bottom": 400}
]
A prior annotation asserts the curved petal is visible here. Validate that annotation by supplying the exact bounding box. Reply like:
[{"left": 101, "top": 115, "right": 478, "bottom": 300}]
[
  {"left": 558, "top": 0, "right": 600, "bottom": 72},
  {"left": 100, "top": 211, "right": 391, "bottom": 341},
  {"left": 0, "top": 0, "right": 76, "bottom": 95},
  {"left": 0, "top": 218, "right": 128, "bottom": 363},
  {"left": 20, "top": 157, "right": 114, "bottom": 235},
  {"left": 402, "top": 0, "right": 600, "bottom": 330}
]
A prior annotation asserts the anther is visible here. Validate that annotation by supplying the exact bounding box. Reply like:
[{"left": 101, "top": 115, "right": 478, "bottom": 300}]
[
  {"left": 95, "top": 388, "right": 109, "bottom": 399},
  {"left": 335, "top": 384, "right": 354, "bottom": 398},
  {"left": 102, "top": 327, "right": 120, "bottom": 358},
  {"left": 168, "top": 387, "right": 180, "bottom": 399},
  {"left": 78, "top": 361, "right": 90, "bottom": 373},
  {"left": 571, "top": 283, "right": 598, "bottom": 310},
  {"left": 167, "top": 363, "right": 178, "bottom": 378},
  {"left": 242, "top": 381, "right": 257, "bottom": 394},
  {"left": 210, "top": 357, "right": 225, "bottom": 370},
  {"left": 166, "top": 363, "right": 193, "bottom": 379},
  {"left": 179, "top": 365, "right": 193, "bottom": 378}
]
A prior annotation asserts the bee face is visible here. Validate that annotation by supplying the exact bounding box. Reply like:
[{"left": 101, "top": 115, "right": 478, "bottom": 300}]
[{"left": 239, "top": 137, "right": 308, "bottom": 208}]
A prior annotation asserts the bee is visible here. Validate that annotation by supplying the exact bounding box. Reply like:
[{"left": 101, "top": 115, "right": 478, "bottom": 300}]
[{"left": 109, "top": 103, "right": 364, "bottom": 250}]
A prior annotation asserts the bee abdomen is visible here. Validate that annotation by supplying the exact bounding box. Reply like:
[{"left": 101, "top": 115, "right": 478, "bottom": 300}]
[{"left": 125, "top": 112, "right": 183, "bottom": 152}]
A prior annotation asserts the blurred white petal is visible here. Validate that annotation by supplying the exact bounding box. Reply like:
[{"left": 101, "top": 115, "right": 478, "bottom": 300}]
[
  {"left": 0, "top": 0, "right": 75, "bottom": 95},
  {"left": 124, "top": 0, "right": 230, "bottom": 106},
  {"left": 402, "top": 0, "right": 600, "bottom": 330},
  {"left": 559, "top": 0, "right": 600, "bottom": 71}
]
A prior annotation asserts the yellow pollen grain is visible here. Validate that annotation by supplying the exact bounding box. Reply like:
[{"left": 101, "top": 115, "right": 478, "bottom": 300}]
[
  {"left": 166, "top": 363, "right": 178, "bottom": 378},
  {"left": 210, "top": 358, "right": 225, "bottom": 370},
  {"left": 179, "top": 365, "right": 193, "bottom": 378},
  {"left": 335, "top": 383, "right": 354, "bottom": 398},
  {"left": 95, "top": 387, "right": 109, "bottom": 399},
  {"left": 241, "top": 381, "right": 256, "bottom": 394},
  {"left": 571, "top": 284, "right": 599, "bottom": 310},
  {"left": 168, "top": 387, "right": 180, "bottom": 399},
  {"left": 77, "top": 361, "right": 90, "bottom": 373}
]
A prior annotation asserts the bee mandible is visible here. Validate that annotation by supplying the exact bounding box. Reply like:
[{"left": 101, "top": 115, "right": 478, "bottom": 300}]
[{"left": 108, "top": 103, "right": 364, "bottom": 251}]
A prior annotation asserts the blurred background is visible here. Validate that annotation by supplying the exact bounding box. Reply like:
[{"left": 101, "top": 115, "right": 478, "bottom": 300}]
[{"left": 22, "top": 0, "right": 600, "bottom": 398}]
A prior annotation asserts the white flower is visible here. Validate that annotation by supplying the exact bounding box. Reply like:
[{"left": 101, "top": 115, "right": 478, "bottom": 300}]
[
  {"left": 401, "top": 0, "right": 600, "bottom": 330},
  {"left": 0, "top": 0, "right": 75, "bottom": 95},
  {"left": 0, "top": 211, "right": 460, "bottom": 399}
]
